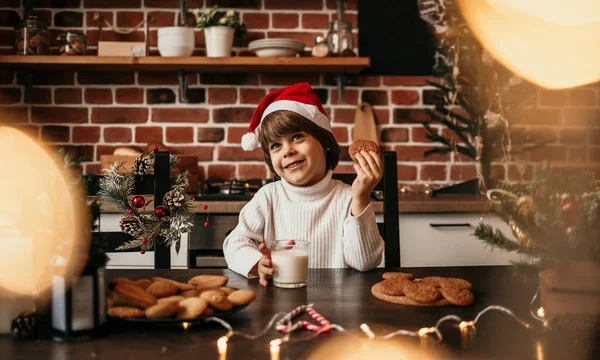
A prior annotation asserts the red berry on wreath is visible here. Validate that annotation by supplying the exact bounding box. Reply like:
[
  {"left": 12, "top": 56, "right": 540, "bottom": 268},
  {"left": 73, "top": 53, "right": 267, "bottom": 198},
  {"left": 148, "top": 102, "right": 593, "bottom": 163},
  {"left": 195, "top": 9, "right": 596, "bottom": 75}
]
[
  {"left": 140, "top": 250, "right": 145, "bottom": 255},
  {"left": 152, "top": 146, "right": 158, "bottom": 152},
  {"left": 202, "top": 204, "right": 208, "bottom": 210},
  {"left": 131, "top": 195, "right": 145, "bottom": 208},
  {"left": 142, "top": 238, "right": 148, "bottom": 244},
  {"left": 204, "top": 221, "right": 210, "bottom": 227},
  {"left": 127, "top": 209, "right": 134, "bottom": 215},
  {"left": 154, "top": 206, "right": 169, "bottom": 219}
]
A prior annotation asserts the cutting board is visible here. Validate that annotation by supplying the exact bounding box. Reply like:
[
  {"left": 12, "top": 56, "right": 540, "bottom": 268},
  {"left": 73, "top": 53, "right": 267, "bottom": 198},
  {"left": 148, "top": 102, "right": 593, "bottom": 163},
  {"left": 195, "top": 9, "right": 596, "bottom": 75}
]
[{"left": 352, "top": 102, "right": 379, "bottom": 145}]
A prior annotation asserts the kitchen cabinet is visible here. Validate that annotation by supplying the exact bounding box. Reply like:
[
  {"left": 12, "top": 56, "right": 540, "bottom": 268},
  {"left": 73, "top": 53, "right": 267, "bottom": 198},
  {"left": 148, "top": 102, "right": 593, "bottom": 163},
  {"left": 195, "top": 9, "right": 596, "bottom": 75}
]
[
  {"left": 399, "top": 213, "right": 523, "bottom": 267},
  {"left": 98, "top": 214, "right": 189, "bottom": 269}
]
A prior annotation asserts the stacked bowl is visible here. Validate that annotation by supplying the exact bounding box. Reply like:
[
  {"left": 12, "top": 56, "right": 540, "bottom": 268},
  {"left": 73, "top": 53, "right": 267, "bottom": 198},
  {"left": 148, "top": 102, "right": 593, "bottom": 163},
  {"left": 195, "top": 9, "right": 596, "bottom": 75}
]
[
  {"left": 157, "top": 27, "right": 195, "bottom": 57},
  {"left": 248, "top": 38, "right": 305, "bottom": 57}
]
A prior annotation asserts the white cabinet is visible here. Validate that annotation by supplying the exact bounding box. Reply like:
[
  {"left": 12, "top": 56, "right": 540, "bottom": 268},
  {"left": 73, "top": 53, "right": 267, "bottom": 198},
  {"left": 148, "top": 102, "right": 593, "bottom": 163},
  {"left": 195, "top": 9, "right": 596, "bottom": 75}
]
[
  {"left": 98, "top": 214, "right": 189, "bottom": 269},
  {"left": 399, "top": 213, "right": 523, "bottom": 267}
]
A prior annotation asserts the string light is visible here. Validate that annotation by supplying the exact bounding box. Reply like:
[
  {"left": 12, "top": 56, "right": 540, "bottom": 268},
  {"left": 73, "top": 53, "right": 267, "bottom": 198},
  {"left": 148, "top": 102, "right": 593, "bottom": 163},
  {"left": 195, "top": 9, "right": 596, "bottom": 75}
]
[
  {"left": 400, "top": 186, "right": 407, "bottom": 194},
  {"left": 536, "top": 307, "right": 545, "bottom": 319},
  {"left": 217, "top": 336, "right": 228, "bottom": 359},
  {"left": 360, "top": 324, "right": 376, "bottom": 339},
  {"left": 182, "top": 322, "right": 190, "bottom": 330}
]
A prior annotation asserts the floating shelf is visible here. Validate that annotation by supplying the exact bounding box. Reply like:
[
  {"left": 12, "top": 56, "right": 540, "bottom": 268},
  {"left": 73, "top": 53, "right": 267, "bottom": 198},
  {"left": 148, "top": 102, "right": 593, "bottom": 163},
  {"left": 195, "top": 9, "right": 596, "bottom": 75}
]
[{"left": 0, "top": 55, "right": 370, "bottom": 74}]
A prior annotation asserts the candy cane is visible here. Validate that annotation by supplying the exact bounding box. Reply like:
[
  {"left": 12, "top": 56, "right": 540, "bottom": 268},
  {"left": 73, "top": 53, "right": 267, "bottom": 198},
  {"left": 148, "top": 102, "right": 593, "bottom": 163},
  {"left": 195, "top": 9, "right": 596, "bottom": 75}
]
[
  {"left": 306, "top": 306, "right": 331, "bottom": 332},
  {"left": 275, "top": 304, "right": 310, "bottom": 333},
  {"left": 276, "top": 304, "right": 331, "bottom": 334}
]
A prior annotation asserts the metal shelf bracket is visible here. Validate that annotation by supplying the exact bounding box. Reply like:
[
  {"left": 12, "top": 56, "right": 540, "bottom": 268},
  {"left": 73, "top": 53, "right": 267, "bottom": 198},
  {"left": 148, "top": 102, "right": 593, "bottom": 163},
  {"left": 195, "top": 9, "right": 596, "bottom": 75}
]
[{"left": 178, "top": 70, "right": 189, "bottom": 103}]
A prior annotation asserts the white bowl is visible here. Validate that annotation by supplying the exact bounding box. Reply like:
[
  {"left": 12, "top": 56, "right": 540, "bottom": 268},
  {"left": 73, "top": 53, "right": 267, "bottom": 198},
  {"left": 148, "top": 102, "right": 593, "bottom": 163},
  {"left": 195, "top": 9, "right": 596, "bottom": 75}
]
[
  {"left": 158, "top": 43, "right": 194, "bottom": 57},
  {"left": 158, "top": 27, "right": 194, "bottom": 37},
  {"left": 252, "top": 47, "right": 299, "bottom": 57}
]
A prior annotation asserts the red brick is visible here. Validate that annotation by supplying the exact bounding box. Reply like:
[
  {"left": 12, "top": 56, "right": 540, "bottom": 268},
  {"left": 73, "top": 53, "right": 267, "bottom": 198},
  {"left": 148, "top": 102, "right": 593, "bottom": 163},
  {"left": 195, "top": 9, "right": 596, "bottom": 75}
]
[
  {"left": 73, "top": 126, "right": 100, "bottom": 143},
  {"left": 394, "top": 145, "right": 450, "bottom": 162},
  {"left": 208, "top": 88, "right": 237, "bottom": 104},
  {"left": 96, "top": 145, "right": 120, "bottom": 160},
  {"left": 227, "top": 127, "right": 248, "bottom": 143},
  {"left": 412, "top": 127, "right": 436, "bottom": 142},
  {"left": 352, "top": 76, "right": 380, "bottom": 87},
  {"left": 116, "top": 88, "right": 143, "bottom": 104},
  {"left": 332, "top": 13, "right": 357, "bottom": 29},
  {"left": 529, "top": 146, "right": 567, "bottom": 161},
  {"left": 92, "top": 108, "right": 148, "bottom": 124},
  {"left": 218, "top": 146, "right": 263, "bottom": 161},
  {"left": 85, "top": 163, "right": 102, "bottom": 174},
  {"left": 265, "top": 32, "right": 322, "bottom": 47},
  {"left": 568, "top": 88, "right": 597, "bottom": 106},
  {"left": 0, "top": 69, "right": 14, "bottom": 84},
  {"left": 78, "top": 72, "right": 135, "bottom": 85},
  {"left": 198, "top": 128, "right": 224, "bottom": 142},
  {"left": 265, "top": 0, "right": 322, "bottom": 10},
  {"left": 17, "top": 71, "right": 75, "bottom": 86},
  {"left": 240, "top": 88, "right": 265, "bottom": 104},
  {"left": 84, "top": 0, "right": 141, "bottom": 8},
  {"left": 383, "top": 76, "right": 434, "bottom": 86},
  {"left": 31, "top": 10, "right": 51, "bottom": 27},
  {"left": 62, "top": 145, "right": 94, "bottom": 162},
  {"left": 260, "top": 73, "right": 320, "bottom": 86},
  {"left": 207, "top": 164, "right": 236, "bottom": 179},
  {"left": 148, "top": 11, "right": 174, "bottom": 27},
  {"left": 302, "top": 13, "right": 328, "bottom": 29},
  {"left": 213, "top": 108, "right": 253, "bottom": 123},
  {"left": 330, "top": 89, "right": 358, "bottom": 105},
  {"left": 238, "top": 164, "right": 267, "bottom": 179},
  {"left": 168, "top": 145, "right": 214, "bottom": 161},
  {"left": 450, "top": 165, "right": 477, "bottom": 180},
  {"left": 0, "top": 10, "right": 20, "bottom": 28},
  {"left": 331, "top": 126, "right": 348, "bottom": 143},
  {"left": 381, "top": 128, "right": 408, "bottom": 142},
  {"left": 420, "top": 165, "right": 447, "bottom": 181},
  {"left": 538, "top": 90, "right": 567, "bottom": 107},
  {"left": 86, "top": 11, "right": 112, "bottom": 27},
  {"left": 242, "top": 12, "right": 269, "bottom": 29},
  {"left": 332, "top": 108, "right": 354, "bottom": 124},
  {"left": 166, "top": 127, "right": 194, "bottom": 143},
  {"left": 144, "top": 0, "right": 201, "bottom": 8},
  {"left": 116, "top": 11, "right": 144, "bottom": 27},
  {"left": 272, "top": 13, "right": 299, "bottom": 29},
  {"left": 201, "top": 72, "right": 258, "bottom": 86},
  {"left": 564, "top": 109, "right": 600, "bottom": 126},
  {"left": 138, "top": 72, "right": 197, "bottom": 85},
  {"left": 391, "top": 90, "right": 419, "bottom": 105},
  {"left": 326, "top": 0, "right": 356, "bottom": 10},
  {"left": 55, "top": 88, "right": 82, "bottom": 104},
  {"left": 0, "top": 88, "right": 20, "bottom": 104},
  {"left": 393, "top": 109, "right": 430, "bottom": 124},
  {"left": 490, "top": 165, "right": 506, "bottom": 181},
  {"left": 135, "top": 126, "right": 163, "bottom": 143},
  {"left": 152, "top": 108, "right": 209, "bottom": 123},
  {"left": 397, "top": 165, "right": 417, "bottom": 181},
  {"left": 85, "top": 88, "right": 113, "bottom": 104},
  {"left": 32, "top": 107, "right": 88, "bottom": 124},
  {"left": 589, "top": 129, "right": 600, "bottom": 145},
  {"left": 373, "top": 109, "right": 390, "bottom": 124},
  {"left": 567, "top": 147, "right": 587, "bottom": 161},
  {"left": 104, "top": 127, "right": 132, "bottom": 142},
  {"left": 0, "top": 30, "right": 13, "bottom": 47},
  {"left": 361, "top": 90, "right": 388, "bottom": 106},
  {"left": 41, "top": 126, "right": 70, "bottom": 143},
  {"left": 508, "top": 164, "right": 533, "bottom": 181},
  {"left": 26, "top": 88, "right": 51, "bottom": 104}
]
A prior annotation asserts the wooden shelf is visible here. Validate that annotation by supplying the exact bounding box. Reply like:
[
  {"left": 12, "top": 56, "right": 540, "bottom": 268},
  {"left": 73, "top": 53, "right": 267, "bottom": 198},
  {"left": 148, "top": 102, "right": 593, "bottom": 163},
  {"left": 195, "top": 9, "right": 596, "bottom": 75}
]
[{"left": 0, "top": 55, "right": 370, "bottom": 73}]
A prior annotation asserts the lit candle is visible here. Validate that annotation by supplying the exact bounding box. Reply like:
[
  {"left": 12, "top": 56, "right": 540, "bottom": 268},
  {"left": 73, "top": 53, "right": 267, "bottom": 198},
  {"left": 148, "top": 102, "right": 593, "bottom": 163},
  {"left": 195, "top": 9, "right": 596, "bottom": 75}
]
[
  {"left": 418, "top": 327, "right": 436, "bottom": 348},
  {"left": 270, "top": 339, "right": 281, "bottom": 360},
  {"left": 217, "top": 336, "right": 228, "bottom": 360},
  {"left": 459, "top": 321, "right": 476, "bottom": 349}
]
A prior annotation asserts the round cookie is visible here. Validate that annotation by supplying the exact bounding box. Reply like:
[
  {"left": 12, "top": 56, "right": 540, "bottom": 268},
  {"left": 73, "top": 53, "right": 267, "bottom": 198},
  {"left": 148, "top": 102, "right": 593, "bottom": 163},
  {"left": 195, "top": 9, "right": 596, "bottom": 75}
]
[
  {"left": 419, "top": 276, "right": 444, "bottom": 288},
  {"left": 108, "top": 306, "right": 145, "bottom": 318},
  {"left": 152, "top": 277, "right": 195, "bottom": 291},
  {"left": 227, "top": 289, "right": 256, "bottom": 306},
  {"left": 220, "top": 287, "right": 236, "bottom": 295},
  {"left": 378, "top": 277, "right": 412, "bottom": 296},
  {"left": 439, "top": 286, "right": 474, "bottom": 306},
  {"left": 403, "top": 282, "right": 442, "bottom": 304},
  {"left": 177, "top": 297, "right": 208, "bottom": 319},
  {"left": 146, "top": 280, "right": 179, "bottom": 298},
  {"left": 200, "top": 290, "right": 233, "bottom": 311},
  {"left": 180, "top": 289, "right": 199, "bottom": 298},
  {"left": 439, "top": 277, "right": 472, "bottom": 290},
  {"left": 371, "top": 282, "right": 450, "bottom": 307},
  {"left": 145, "top": 301, "right": 180, "bottom": 319},
  {"left": 135, "top": 279, "right": 152, "bottom": 290},
  {"left": 188, "top": 275, "right": 228, "bottom": 288},
  {"left": 113, "top": 283, "right": 157, "bottom": 309},
  {"left": 382, "top": 272, "right": 415, "bottom": 280},
  {"left": 348, "top": 139, "right": 379, "bottom": 161},
  {"left": 157, "top": 295, "right": 185, "bottom": 304}
]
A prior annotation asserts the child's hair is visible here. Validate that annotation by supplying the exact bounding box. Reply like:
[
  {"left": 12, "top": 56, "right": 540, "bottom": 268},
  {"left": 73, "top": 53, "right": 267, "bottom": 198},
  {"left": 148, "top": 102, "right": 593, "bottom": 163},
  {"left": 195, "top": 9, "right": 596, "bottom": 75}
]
[{"left": 258, "top": 110, "right": 340, "bottom": 174}]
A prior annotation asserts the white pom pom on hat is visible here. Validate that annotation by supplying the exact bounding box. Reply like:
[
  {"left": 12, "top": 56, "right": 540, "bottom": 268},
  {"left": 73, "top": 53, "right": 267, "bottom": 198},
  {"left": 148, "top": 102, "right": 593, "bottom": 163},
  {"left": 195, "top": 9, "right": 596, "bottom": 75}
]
[{"left": 240, "top": 82, "right": 332, "bottom": 151}]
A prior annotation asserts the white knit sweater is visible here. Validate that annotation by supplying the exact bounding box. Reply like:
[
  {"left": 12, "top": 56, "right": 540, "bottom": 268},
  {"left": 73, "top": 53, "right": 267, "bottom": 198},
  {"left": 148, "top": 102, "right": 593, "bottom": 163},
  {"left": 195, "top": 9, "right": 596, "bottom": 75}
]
[{"left": 223, "top": 170, "right": 384, "bottom": 278}]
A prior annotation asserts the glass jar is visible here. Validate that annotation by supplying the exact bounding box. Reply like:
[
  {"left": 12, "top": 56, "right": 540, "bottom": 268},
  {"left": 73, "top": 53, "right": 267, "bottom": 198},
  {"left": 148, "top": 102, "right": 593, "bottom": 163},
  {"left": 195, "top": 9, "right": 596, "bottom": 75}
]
[
  {"left": 326, "top": 20, "right": 355, "bottom": 57},
  {"left": 311, "top": 36, "right": 329, "bottom": 58},
  {"left": 14, "top": 16, "right": 50, "bottom": 56},
  {"left": 57, "top": 32, "right": 87, "bottom": 56}
]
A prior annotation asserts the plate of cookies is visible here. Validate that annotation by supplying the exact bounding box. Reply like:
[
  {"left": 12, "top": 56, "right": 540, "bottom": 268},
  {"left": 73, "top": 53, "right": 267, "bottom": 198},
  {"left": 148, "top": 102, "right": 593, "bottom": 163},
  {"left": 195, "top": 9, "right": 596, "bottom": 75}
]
[
  {"left": 107, "top": 275, "right": 256, "bottom": 325},
  {"left": 371, "top": 272, "right": 474, "bottom": 306}
]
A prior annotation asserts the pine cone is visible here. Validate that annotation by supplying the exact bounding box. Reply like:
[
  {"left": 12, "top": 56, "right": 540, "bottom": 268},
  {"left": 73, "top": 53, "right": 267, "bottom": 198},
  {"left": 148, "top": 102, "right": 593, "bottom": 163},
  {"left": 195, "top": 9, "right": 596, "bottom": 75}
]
[
  {"left": 133, "top": 157, "right": 149, "bottom": 176},
  {"left": 119, "top": 216, "right": 142, "bottom": 236},
  {"left": 163, "top": 189, "right": 185, "bottom": 211},
  {"left": 11, "top": 312, "right": 42, "bottom": 338}
]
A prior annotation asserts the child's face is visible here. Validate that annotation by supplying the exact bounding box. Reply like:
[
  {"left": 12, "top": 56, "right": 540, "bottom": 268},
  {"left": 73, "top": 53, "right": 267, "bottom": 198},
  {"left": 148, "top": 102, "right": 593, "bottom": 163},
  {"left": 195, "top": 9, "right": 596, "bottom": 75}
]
[{"left": 268, "top": 131, "right": 327, "bottom": 186}]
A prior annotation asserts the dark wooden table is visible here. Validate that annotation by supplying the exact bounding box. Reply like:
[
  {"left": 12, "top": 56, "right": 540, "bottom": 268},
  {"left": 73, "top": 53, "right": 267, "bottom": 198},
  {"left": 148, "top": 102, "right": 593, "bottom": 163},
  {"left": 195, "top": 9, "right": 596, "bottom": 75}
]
[{"left": 1, "top": 267, "right": 597, "bottom": 360}]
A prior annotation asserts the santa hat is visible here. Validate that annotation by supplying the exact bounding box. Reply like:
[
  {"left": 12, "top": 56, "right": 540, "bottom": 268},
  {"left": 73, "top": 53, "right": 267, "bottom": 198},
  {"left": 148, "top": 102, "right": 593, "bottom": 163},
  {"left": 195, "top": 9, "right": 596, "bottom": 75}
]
[{"left": 241, "top": 82, "right": 332, "bottom": 151}]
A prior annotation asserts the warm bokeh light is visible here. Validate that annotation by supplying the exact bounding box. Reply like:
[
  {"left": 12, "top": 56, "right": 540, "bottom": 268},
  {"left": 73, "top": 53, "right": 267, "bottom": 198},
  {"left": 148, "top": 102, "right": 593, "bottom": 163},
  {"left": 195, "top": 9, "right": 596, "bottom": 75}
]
[
  {"left": 0, "top": 126, "right": 88, "bottom": 296},
  {"left": 458, "top": 0, "right": 600, "bottom": 89},
  {"left": 307, "top": 338, "right": 446, "bottom": 360}
]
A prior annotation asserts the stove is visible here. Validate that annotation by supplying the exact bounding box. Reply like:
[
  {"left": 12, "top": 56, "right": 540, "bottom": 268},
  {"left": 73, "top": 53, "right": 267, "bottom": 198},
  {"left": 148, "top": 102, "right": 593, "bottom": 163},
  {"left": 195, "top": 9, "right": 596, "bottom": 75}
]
[{"left": 194, "top": 178, "right": 264, "bottom": 201}]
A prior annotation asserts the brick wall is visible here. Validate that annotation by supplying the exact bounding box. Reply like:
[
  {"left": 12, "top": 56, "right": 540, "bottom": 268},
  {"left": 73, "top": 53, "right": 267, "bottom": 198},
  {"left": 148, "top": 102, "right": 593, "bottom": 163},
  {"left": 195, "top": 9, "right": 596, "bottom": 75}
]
[{"left": 1, "top": 0, "right": 599, "bottom": 190}]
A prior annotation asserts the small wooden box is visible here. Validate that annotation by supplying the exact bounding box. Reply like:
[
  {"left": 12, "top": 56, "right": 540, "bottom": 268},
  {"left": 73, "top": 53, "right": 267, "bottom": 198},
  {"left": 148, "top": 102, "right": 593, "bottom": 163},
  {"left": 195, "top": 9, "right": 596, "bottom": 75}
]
[{"left": 98, "top": 41, "right": 146, "bottom": 57}]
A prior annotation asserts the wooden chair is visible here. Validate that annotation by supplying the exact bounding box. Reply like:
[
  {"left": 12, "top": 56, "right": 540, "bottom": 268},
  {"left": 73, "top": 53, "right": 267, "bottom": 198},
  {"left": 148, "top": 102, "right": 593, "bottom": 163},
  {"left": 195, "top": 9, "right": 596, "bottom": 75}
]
[
  {"left": 92, "top": 151, "right": 172, "bottom": 269},
  {"left": 332, "top": 151, "right": 400, "bottom": 267}
]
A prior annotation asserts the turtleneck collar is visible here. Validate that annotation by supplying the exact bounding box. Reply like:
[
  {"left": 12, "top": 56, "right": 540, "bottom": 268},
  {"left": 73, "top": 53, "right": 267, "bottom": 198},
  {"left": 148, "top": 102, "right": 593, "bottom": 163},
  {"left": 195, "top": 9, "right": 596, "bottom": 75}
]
[{"left": 280, "top": 170, "right": 335, "bottom": 202}]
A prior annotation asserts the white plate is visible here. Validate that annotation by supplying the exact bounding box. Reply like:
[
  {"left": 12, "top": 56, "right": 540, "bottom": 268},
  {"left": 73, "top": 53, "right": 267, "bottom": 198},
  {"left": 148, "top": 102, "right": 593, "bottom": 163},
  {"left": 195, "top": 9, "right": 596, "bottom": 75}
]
[{"left": 252, "top": 48, "right": 299, "bottom": 57}]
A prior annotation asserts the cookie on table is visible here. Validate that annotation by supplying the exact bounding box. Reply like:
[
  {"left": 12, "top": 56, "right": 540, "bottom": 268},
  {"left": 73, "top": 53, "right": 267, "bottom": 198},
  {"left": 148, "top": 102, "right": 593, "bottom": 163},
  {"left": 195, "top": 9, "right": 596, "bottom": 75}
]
[
  {"left": 177, "top": 297, "right": 209, "bottom": 319},
  {"left": 146, "top": 280, "right": 179, "bottom": 298},
  {"left": 157, "top": 295, "right": 185, "bottom": 304},
  {"left": 113, "top": 283, "right": 157, "bottom": 309},
  {"left": 439, "top": 286, "right": 474, "bottom": 306},
  {"left": 348, "top": 139, "right": 379, "bottom": 161},
  {"left": 378, "top": 277, "right": 412, "bottom": 296},
  {"left": 135, "top": 279, "right": 152, "bottom": 290},
  {"left": 108, "top": 306, "right": 145, "bottom": 318},
  {"left": 382, "top": 272, "right": 415, "bottom": 280},
  {"left": 227, "top": 289, "right": 256, "bottom": 306},
  {"left": 200, "top": 290, "right": 233, "bottom": 311},
  {"left": 403, "top": 282, "right": 441, "bottom": 304},
  {"left": 152, "top": 277, "right": 195, "bottom": 291},
  {"left": 145, "top": 301, "right": 180, "bottom": 319},
  {"left": 371, "top": 282, "right": 450, "bottom": 306},
  {"left": 439, "top": 277, "right": 472, "bottom": 290},
  {"left": 188, "top": 275, "right": 228, "bottom": 288},
  {"left": 220, "top": 287, "right": 236, "bottom": 295}
]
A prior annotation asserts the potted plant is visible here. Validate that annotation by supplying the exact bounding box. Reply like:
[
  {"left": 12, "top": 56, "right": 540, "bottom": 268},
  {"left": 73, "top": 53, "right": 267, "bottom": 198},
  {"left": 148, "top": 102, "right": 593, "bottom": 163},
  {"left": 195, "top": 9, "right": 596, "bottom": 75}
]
[{"left": 193, "top": 6, "right": 247, "bottom": 58}]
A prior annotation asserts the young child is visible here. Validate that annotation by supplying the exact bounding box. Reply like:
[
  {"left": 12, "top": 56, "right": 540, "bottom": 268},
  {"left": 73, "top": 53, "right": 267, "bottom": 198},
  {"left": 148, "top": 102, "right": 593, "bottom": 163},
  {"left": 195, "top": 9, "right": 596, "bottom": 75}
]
[{"left": 223, "top": 82, "right": 384, "bottom": 286}]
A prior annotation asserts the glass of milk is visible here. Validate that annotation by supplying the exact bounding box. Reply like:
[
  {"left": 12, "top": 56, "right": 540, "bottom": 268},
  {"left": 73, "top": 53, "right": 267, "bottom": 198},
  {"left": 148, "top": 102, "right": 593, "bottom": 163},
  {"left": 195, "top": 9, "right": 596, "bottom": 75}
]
[{"left": 270, "top": 240, "right": 309, "bottom": 288}]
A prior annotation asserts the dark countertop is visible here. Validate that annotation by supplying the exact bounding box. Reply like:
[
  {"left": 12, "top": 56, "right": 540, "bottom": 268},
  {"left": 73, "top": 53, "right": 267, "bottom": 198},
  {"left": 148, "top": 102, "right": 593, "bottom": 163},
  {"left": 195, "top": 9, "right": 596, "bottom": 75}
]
[
  {"left": 1, "top": 267, "right": 596, "bottom": 360},
  {"left": 92, "top": 194, "right": 490, "bottom": 214}
]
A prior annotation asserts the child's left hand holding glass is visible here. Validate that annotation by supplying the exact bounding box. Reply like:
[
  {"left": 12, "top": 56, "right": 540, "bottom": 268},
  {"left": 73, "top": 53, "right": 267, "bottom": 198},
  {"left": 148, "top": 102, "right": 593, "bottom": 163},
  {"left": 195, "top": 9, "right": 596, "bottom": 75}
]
[{"left": 351, "top": 150, "right": 382, "bottom": 215}]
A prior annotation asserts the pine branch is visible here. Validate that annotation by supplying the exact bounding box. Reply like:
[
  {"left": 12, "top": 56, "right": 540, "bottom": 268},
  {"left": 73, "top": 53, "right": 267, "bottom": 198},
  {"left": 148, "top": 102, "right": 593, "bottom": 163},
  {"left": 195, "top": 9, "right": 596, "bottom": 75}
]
[
  {"left": 474, "top": 223, "right": 543, "bottom": 257},
  {"left": 116, "top": 239, "right": 143, "bottom": 250}
]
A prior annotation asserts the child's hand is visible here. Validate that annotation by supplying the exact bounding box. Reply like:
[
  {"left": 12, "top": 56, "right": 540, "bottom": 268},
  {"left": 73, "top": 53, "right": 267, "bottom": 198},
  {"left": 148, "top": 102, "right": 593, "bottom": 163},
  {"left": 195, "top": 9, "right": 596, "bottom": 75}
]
[
  {"left": 351, "top": 150, "right": 382, "bottom": 216},
  {"left": 255, "top": 243, "right": 274, "bottom": 287}
]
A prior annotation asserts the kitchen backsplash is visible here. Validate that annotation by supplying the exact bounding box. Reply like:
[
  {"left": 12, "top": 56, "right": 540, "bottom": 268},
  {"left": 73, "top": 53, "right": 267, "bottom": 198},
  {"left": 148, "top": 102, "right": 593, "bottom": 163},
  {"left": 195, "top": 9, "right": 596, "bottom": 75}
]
[{"left": 0, "top": 0, "right": 598, "bottom": 189}]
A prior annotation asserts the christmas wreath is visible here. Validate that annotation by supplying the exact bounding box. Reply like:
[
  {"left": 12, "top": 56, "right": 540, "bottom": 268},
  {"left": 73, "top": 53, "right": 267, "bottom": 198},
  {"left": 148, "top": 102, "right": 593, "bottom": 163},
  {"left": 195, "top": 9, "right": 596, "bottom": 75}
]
[{"left": 98, "top": 151, "right": 195, "bottom": 254}]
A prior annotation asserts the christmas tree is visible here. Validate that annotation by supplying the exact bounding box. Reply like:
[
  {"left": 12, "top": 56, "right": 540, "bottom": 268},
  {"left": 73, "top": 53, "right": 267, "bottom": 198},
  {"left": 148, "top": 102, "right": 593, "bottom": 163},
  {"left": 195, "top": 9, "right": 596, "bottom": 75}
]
[{"left": 417, "top": 0, "right": 547, "bottom": 191}]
